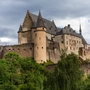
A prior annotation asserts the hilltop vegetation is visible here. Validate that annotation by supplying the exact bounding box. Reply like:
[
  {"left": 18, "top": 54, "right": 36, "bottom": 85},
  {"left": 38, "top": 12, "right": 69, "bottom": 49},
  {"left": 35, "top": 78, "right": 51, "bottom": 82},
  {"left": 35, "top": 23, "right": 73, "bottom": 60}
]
[{"left": 0, "top": 52, "right": 90, "bottom": 90}]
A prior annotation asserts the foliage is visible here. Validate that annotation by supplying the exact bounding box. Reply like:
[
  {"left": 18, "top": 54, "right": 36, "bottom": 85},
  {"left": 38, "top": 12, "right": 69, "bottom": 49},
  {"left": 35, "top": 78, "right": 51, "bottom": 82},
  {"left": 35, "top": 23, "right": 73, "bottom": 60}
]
[
  {"left": 0, "top": 52, "right": 46, "bottom": 90},
  {"left": 0, "top": 52, "right": 90, "bottom": 90},
  {"left": 44, "top": 53, "right": 84, "bottom": 90}
]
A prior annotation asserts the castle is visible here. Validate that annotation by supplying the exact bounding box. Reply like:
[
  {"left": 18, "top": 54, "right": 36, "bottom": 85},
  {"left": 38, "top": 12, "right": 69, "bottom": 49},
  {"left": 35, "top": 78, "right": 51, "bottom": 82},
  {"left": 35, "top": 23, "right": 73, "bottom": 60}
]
[{"left": 0, "top": 10, "right": 90, "bottom": 63}]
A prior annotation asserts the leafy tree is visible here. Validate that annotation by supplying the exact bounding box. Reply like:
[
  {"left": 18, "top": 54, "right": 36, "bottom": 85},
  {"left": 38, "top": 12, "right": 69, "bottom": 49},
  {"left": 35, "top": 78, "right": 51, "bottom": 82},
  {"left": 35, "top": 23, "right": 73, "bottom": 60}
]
[{"left": 44, "top": 53, "right": 84, "bottom": 90}]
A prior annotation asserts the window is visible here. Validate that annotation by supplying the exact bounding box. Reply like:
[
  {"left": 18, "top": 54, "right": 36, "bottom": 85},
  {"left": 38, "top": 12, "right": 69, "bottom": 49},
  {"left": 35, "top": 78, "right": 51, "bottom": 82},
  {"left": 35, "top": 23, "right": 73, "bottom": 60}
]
[
  {"left": 30, "top": 47, "right": 32, "bottom": 50},
  {"left": 70, "top": 47, "right": 72, "bottom": 50},
  {"left": 42, "top": 47, "right": 43, "bottom": 49},
  {"left": 61, "top": 41, "right": 64, "bottom": 43},
  {"left": 49, "top": 27, "right": 51, "bottom": 30},
  {"left": 24, "top": 49, "right": 26, "bottom": 51},
  {"left": 84, "top": 51, "right": 86, "bottom": 55},
  {"left": 73, "top": 47, "right": 75, "bottom": 50},
  {"left": 61, "top": 35, "right": 63, "bottom": 39},
  {"left": 77, "top": 40, "right": 78, "bottom": 43},
  {"left": 79, "top": 41, "right": 80, "bottom": 44},
  {"left": 35, "top": 34, "right": 37, "bottom": 37},
  {"left": 66, "top": 41, "right": 68, "bottom": 45},
  {"left": 18, "top": 48, "right": 20, "bottom": 51},
  {"left": 66, "top": 36, "right": 68, "bottom": 39},
  {"left": 39, "top": 37, "right": 41, "bottom": 40},
  {"left": 37, "top": 47, "right": 38, "bottom": 49}
]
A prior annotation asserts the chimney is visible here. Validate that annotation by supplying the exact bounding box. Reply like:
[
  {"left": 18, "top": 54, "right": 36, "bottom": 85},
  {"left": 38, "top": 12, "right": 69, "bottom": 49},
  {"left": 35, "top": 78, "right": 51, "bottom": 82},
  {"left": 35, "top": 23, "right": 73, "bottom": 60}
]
[{"left": 68, "top": 24, "right": 70, "bottom": 28}]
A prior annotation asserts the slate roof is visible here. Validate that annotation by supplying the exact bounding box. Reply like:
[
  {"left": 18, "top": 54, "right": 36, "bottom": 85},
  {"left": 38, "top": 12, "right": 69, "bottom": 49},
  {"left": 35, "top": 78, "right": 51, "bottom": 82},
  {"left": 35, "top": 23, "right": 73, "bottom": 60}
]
[
  {"left": 56, "top": 26, "right": 81, "bottom": 37},
  {"left": 23, "top": 11, "right": 87, "bottom": 45},
  {"left": 36, "top": 11, "right": 45, "bottom": 27},
  {"left": 18, "top": 25, "right": 22, "bottom": 33},
  {"left": 30, "top": 13, "right": 58, "bottom": 35},
  {"left": 56, "top": 25, "right": 87, "bottom": 44}
]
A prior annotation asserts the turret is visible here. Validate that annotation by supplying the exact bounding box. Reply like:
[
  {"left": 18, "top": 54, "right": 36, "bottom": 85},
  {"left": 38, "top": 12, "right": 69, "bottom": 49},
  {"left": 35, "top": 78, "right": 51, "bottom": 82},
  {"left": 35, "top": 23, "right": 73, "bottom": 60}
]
[
  {"left": 34, "top": 11, "right": 46, "bottom": 63},
  {"left": 18, "top": 25, "right": 22, "bottom": 44}
]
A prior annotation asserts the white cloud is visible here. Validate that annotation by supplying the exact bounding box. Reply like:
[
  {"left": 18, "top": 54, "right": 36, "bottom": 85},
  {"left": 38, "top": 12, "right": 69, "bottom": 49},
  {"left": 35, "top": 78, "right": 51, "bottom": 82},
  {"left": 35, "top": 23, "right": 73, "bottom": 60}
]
[
  {"left": 0, "top": 0, "right": 90, "bottom": 45},
  {"left": 0, "top": 37, "right": 17, "bottom": 45}
]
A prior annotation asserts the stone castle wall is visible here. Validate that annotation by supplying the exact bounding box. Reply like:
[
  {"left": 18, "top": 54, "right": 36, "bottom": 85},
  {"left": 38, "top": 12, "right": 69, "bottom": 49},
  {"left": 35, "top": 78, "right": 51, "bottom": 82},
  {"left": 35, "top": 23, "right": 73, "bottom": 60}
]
[
  {"left": 0, "top": 42, "right": 61, "bottom": 63},
  {"left": 46, "top": 41, "right": 60, "bottom": 63},
  {"left": 0, "top": 43, "right": 34, "bottom": 58}
]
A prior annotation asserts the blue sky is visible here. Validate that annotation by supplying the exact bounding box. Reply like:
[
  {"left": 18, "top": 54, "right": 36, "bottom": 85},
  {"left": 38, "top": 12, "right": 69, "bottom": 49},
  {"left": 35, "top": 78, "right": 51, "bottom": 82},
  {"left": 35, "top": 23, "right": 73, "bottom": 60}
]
[{"left": 0, "top": 0, "right": 90, "bottom": 44}]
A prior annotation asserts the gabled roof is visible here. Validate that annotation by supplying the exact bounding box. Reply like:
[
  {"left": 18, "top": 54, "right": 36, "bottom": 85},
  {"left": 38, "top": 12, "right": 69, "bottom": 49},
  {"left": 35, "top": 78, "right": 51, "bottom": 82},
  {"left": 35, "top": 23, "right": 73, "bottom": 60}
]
[{"left": 22, "top": 10, "right": 33, "bottom": 28}]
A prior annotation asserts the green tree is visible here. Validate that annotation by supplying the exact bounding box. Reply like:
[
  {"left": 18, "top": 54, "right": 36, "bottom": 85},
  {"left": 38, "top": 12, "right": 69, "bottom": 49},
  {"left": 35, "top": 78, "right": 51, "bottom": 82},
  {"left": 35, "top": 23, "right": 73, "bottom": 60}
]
[{"left": 44, "top": 53, "right": 84, "bottom": 90}]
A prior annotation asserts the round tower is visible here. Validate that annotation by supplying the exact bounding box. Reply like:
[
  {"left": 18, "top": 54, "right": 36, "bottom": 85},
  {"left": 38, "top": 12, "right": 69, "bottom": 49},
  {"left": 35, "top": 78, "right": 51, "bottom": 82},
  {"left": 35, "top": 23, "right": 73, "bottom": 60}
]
[{"left": 34, "top": 11, "right": 46, "bottom": 63}]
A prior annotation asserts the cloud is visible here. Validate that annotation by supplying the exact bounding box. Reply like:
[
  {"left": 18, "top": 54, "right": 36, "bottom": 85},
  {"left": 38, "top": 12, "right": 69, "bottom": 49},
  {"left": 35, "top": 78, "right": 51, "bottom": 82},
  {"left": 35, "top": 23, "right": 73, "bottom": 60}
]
[{"left": 0, "top": 0, "right": 90, "bottom": 44}]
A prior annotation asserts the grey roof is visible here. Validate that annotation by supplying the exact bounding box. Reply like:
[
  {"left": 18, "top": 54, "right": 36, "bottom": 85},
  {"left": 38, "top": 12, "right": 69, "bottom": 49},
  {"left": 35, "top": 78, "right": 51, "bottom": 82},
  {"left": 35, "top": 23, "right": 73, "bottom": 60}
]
[
  {"left": 81, "top": 35, "right": 87, "bottom": 44},
  {"left": 56, "top": 26, "right": 81, "bottom": 37},
  {"left": 56, "top": 25, "right": 87, "bottom": 44},
  {"left": 18, "top": 25, "right": 22, "bottom": 33},
  {"left": 30, "top": 13, "right": 58, "bottom": 35},
  {"left": 36, "top": 11, "right": 45, "bottom": 27},
  {"left": 30, "top": 12, "right": 87, "bottom": 45}
]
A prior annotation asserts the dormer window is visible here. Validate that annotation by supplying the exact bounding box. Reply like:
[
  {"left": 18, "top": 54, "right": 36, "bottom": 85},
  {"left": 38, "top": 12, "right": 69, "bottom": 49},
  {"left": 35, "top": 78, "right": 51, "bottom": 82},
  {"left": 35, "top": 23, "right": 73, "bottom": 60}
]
[
  {"left": 69, "top": 29, "right": 71, "bottom": 32},
  {"left": 49, "top": 27, "right": 51, "bottom": 30}
]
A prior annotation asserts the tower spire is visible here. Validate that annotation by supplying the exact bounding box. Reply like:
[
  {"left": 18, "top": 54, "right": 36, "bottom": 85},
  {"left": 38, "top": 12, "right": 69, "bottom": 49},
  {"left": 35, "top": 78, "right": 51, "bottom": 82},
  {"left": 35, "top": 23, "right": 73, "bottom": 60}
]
[
  {"left": 36, "top": 10, "right": 45, "bottom": 27},
  {"left": 79, "top": 23, "right": 82, "bottom": 35}
]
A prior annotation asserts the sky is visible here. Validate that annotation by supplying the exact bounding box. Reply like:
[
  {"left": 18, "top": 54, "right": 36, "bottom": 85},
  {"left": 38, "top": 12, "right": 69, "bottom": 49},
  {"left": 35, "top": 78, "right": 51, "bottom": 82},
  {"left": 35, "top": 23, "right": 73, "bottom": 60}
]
[{"left": 0, "top": 0, "right": 90, "bottom": 45}]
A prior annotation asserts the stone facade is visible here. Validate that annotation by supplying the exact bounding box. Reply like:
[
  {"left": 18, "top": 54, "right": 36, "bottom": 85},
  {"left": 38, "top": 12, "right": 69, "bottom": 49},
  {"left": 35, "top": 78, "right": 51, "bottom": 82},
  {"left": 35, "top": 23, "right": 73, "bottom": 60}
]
[{"left": 0, "top": 10, "right": 90, "bottom": 63}]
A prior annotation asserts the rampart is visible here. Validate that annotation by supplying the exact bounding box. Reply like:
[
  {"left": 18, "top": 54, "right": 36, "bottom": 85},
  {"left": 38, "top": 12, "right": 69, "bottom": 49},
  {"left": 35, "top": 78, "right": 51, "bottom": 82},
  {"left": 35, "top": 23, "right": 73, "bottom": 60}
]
[{"left": 0, "top": 43, "right": 34, "bottom": 59}]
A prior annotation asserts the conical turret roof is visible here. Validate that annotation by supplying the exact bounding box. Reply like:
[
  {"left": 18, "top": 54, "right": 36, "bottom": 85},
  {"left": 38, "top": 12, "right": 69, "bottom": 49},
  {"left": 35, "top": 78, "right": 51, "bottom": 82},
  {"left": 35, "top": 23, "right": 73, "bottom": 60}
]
[
  {"left": 18, "top": 25, "right": 22, "bottom": 33},
  {"left": 36, "top": 11, "right": 45, "bottom": 27}
]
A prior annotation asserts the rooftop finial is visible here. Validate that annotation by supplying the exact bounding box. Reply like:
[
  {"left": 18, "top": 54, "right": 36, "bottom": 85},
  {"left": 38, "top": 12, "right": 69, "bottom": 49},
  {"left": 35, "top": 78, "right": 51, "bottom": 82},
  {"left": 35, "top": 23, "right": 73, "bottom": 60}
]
[
  {"left": 79, "top": 19, "right": 82, "bottom": 35},
  {"left": 39, "top": 9, "right": 41, "bottom": 12}
]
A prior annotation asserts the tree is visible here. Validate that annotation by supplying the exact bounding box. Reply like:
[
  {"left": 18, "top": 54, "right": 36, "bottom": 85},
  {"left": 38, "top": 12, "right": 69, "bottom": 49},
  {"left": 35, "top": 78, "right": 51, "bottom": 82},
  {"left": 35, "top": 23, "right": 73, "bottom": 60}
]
[{"left": 44, "top": 53, "right": 84, "bottom": 90}]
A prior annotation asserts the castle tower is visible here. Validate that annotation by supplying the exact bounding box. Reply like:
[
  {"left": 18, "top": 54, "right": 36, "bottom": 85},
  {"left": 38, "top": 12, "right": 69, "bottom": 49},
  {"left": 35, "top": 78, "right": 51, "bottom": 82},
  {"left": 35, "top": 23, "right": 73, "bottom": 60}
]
[{"left": 34, "top": 11, "right": 46, "bottom": 63}]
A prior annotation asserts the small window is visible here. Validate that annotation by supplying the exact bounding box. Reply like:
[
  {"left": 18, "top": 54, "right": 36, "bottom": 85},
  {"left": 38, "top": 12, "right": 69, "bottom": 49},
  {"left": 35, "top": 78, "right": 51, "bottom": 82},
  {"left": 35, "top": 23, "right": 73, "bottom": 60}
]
[
  {"left": 77, "top": 41, "right": 78, "bottom": 43},
  {"left": 35, "top": 34, "right": 37, "bottom": 37},
  {"left": 37, "top": 47, "right": 38, "bottom": 49},
  {"left": 41, "top": 60, "right": 43, "bottom": 63},
  {"left": 61, "top": 41, "right": 64, "bottom": 43},
  {"left": 49, "top": 27, "right": 51, "bottom": 30},
  {"left": 13, "top": 48, "right": 14, "bottom": 50},
  {"left": 79, "top": 41, "right": 80, "bottom": 44},
  {"left": 30, "top": 47, "right": 32, "bottom": 50},
  {"left": 61, "top": 35, "right": 63, "bottom": 39},
  {"left": 42, "top": 47, "right": 43, "bottom": 49},
  {"left": 39, "top": 37, "right": 41, "bottom": 40},
  {"left": 66, "top": 41, "right": 68, "bottom": 45},
  {"left": 73, "top": 47, "right": 75, "bottom": 50},
  {"left": 24, "top": 49, "right": 26, "bottom": 51},
  {"left": 18, "top": 48, "right": 20, "bottom": 51}
]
